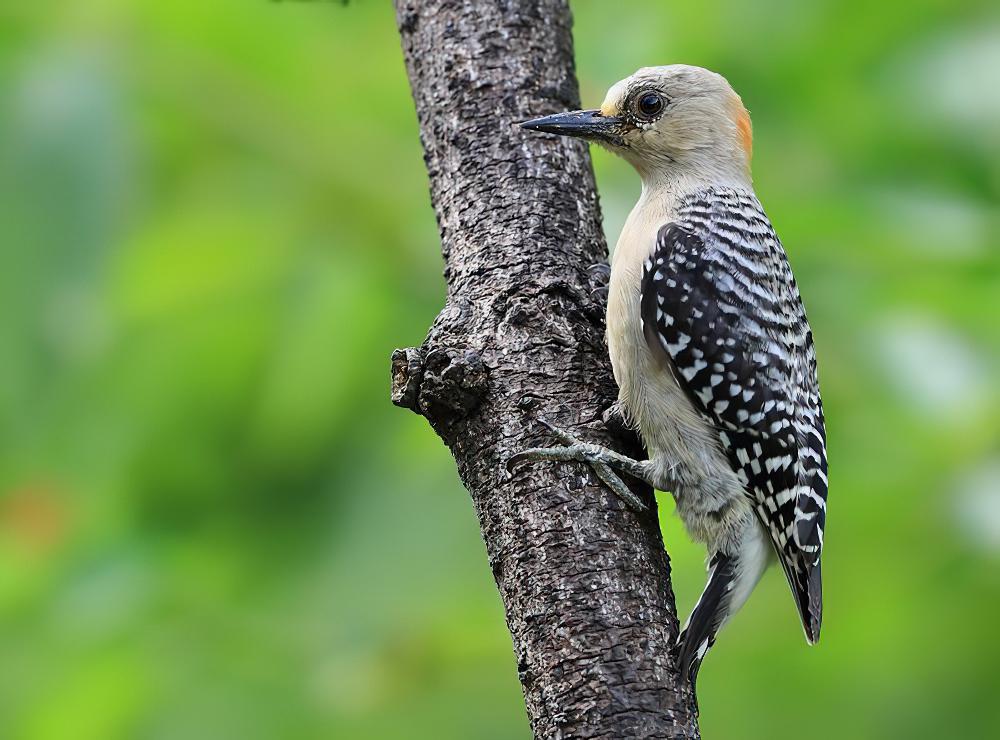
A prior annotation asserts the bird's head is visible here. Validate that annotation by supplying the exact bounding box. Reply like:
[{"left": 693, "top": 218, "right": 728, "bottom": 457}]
[{"left": 522, "top": 65, "right": 753, "bottom": 184}]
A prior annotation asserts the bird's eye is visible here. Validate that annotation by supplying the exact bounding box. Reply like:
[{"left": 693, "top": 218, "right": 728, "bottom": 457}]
[{"left": 637, "top": 92, "right": 665, "bottom": 118}]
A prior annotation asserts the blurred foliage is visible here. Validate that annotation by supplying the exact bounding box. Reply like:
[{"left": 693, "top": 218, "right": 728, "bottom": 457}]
[{"left": 0, "top": 0, "right": 998, "bottom": 738}]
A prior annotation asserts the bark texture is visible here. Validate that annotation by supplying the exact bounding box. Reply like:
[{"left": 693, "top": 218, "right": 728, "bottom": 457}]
[{"left": 391, "top": 1, "right": 700, "bottom": 737}]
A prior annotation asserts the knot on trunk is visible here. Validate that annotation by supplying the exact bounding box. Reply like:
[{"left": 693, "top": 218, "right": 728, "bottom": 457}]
[
  {"left": 391, "top": 345, "right": 488, "bottom": 423},
  {"left": 391, "top": 347, "right": 424, "bottom": 411}
]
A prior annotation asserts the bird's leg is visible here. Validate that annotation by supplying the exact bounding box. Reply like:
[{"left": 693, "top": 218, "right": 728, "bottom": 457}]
[{"left": 506, "top": 419, "right": 672, "bottom": 513}]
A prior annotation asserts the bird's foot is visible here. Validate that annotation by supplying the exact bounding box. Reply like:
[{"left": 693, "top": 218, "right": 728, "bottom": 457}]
[
  {"left": 506, "top": 418, "right": 651, "bottom": 513},
  {"left": 586, "top": 262, "right": 611, "bottom": 303}
]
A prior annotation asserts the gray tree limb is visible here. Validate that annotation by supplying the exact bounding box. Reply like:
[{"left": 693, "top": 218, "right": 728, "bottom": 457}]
[{"left": 390, "top": 1, "right": 700, "bottom": 737}]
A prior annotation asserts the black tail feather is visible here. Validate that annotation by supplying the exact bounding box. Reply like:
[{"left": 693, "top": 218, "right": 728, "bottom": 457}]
[
  {"left": 676, "top": 552, "right": 737, "bottom": 690},
  {"left": 799, "top": 562, "right": 823, "bottom": 644}
]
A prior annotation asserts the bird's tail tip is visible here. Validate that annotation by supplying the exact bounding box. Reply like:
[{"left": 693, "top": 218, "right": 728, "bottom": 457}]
[{"left": 799, "top": 564, "right": 823, "bottom": 645}]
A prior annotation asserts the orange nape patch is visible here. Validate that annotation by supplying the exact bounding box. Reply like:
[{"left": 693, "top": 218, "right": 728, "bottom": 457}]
[{"left": 735, "top": 105, "right": 753, "bottom": 159}]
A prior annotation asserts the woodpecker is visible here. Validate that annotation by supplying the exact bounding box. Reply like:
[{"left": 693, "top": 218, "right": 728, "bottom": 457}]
[{"left": 512, "top": 65, "right": 828, "bottom": 687}]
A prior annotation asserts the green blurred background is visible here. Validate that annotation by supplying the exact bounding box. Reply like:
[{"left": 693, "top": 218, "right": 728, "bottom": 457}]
[{"left": 1, "top": 1, "right": 998, "bottom": 738}]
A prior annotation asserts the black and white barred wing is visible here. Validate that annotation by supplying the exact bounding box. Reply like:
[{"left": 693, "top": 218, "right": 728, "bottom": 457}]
[{"left": 640, "top": 193, "right": 827, "bottom": 642}]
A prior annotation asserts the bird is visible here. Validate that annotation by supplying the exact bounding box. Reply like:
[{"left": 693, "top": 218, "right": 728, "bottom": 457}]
[{"left": 511, "top": 65, "right": 828, "bottom": 689}]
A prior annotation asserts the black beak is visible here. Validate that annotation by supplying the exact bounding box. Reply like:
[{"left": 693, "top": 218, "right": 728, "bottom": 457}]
[{"left": 520, "top": 109, "right": 624, "bottom": 145}]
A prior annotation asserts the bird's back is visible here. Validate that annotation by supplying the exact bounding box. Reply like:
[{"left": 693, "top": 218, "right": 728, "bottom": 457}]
[{"left": 636, "top": 183, "right": 828, "bottom": 640}]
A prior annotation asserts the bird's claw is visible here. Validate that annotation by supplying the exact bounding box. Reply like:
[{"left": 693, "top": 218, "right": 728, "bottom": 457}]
[
  {"left": 535, "top": 417, "right": 583, "bottom": 446},
  {"left": 586, "top": 263, "right": 612, "bottom": 304},
  {"left": 505, "top": 419, "right": 648, "bottom": 513}
]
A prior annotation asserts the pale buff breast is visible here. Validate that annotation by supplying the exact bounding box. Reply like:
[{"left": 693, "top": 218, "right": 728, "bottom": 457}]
[{"left": 606, "top": 189, "right": 740, "bottom": 506}]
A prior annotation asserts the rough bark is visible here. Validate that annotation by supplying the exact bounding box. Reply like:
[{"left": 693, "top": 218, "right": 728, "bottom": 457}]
[{"left": 391, "top": 1, "right": 700, "bottom": 737}]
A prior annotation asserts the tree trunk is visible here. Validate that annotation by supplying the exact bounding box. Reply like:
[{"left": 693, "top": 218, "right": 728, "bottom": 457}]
[{"left": 390, "top": 1, "right": 700, "bottom": 737}]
